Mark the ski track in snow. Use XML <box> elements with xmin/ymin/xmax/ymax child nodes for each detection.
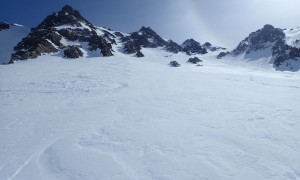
<box><xmin>6</xmin><ymin>154</ymin><xmax>35</xmax><ymax>180</ymax></box>
<box><xmin>0</xmin><ymin>50</ymin><xmax>300</xmax><ymax>180</ymax></box>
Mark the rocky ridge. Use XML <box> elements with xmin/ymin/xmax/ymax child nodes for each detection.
<box><xmin>7</xmin><ymin>5</ymin><xmax>224</xmax><ymax>63</ymax></box>
<box><xmin>10</xmin><ymin>5</ymin><xmax>114</xmax><ymax>63</ymax></box>
<box><xmin>218</xmin><ymin>24</ymin><xmax>300</xmax><ymax>71</ymax></box>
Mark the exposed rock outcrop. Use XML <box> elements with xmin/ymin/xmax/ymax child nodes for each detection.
<box><xmin>187</xmin><ymin>57</ymin><xmax>203</xmax><ymax>64</ymax></box>
<box><xmin>122</xmin><ymin>27</ymin><xmax>184</xmax><ymax>56</ymax></box>
<box><xmin>217</xmin><ymin>51</ymin><xmax>230</xmax><ymax>59</ymax></box>
<box><xmin>232</xmin><ymin>24</ymin><xmax>285</xmax><ymax>56</ymax></box>
<box><xmin>217</xmin><ymin>24</ymin><xmax>300</xmax><ymax>71</ymax></box>
<box><xmin>169</xmin><ymin>61</ymin><xmax>181</xmax><ymax>67</ymax></box>
<box><xmin>11</xmin><ymin>5</ymin><xmax>113</xmax><ymax>62</ymax></box>
<box><xmin>11</xmin><ymin>28</ymin><xmax>62</xmax><ymax>61</ymax></box>
<box><xmin>182</xmin><ymin>39</ymin><xmax>207</xmax><ymax>55</ymax></box>
<box><xmin>136</xmin><ymin>51</ymin><xmax>144</xmax><ymax>57</ymax></box>
<box><xmin>35</xmin><ymin>5</ymin><xmax>95</xmax><ymax>30</ymax></box>
<box><xmin>64</xmin><ymin>45</ymin><xmax>83</xmax><ymax>58</ymax></box>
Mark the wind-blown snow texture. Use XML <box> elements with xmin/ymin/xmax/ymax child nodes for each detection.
<box><xmin>1</xmin><ymin>47</ymin><xmax>300</xmax><ymax>179</ymax></box>
<box><xmin>1</xmin><ymin>5</ymin><xmax>300</xmax><ymax>180</ymax></box>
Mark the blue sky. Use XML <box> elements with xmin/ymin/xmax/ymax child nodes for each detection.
<box><xmin>1</xmin><ymin>0</ymin><xmax>300</xmax><ymax>48</ymax></box>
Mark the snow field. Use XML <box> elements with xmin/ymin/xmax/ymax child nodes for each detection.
<box><xmin>0</xmin><ymin>49</ymin><xmax>300</xmax><ymax>179</ymax></box>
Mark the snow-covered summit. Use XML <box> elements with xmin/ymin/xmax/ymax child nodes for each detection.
<box><xmin>10</xmin><ymin>5</ymin><xmax>114</xmax><ymax>63</ymax></box>
<box><xmin>5</xmin><ymin>5</ymin><xmax>225</xmax><ymax>63</ymax></box>
<box><xmin>2</xmin><ymin>5</ymin><xmax>300</xmax><ymax>71</ymax></box>
<box><xmin>181</xmin><ymin>39</ymin><xmax>225</xmax><ymax>56</ymax></box>
<box><xmin>218</xmin><ymin>24</ymin><xmax>300</xmax><ymax>71</ymax></box>
<box><xmin>121</xmin><ymin>26</ymin><xmax>184</xmax><ymax>57</ymax></box>
<box><xmin>181</xmin><ymin>39</ymin><xmax>208</xmax><ymax>55</ymax></box>
<box><xmin>231</xmin><ymin>24</ymin><xmax>284</xmax><ymax>56</ymax></box>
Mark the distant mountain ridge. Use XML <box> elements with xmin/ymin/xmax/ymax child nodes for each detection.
<box><xmin>0</xmin><ymin>5</ymin><xmax>224</xmax><ymax>64</ymax></box>
<box><xmin>218</xmin><ymin>24</ymin><xmax>300</xmax><ymax>71</ymax></box>
<box><xmin>1</xmin><ymin>5</ymin><xmax>299</xmax><ymax>71</ymax></box>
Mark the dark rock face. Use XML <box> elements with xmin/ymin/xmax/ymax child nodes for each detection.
<box><xmin>88</xmin><ymin>33</ymin><xmax>113</xmax><ymax>56</ymax></box>
<box><xmin>182</xmin><ymin>39</ymin><xmax>207</xmax><ymax>55</ymax></box>
<box><xmin>11</xmin><ymin>28</ymin><xmax>62</xmax><ymax>61</ymax></box>
<box><xmin>203</xmin><ymin>42</ymin><xmax>212</xmax><ymax>47</ymax></box>
<box><xmin>64</xmin><ymin>45</ymin><xmax>83</xmax><ymax>58</ymax></box>
<box><xmin>0</xmin><ymin>22</ymin><xmax>10</xmax><ymax>31</ymax></box>
<box><xmin>136</xmin><ymin>51</ymin><xmax>144</xmax><ymax>57</ymax></box>
<box><xmin>132</xmin><ymin>26</ymin><xmax>166</xmax><ymax>48</ymax></box>
<box><xmin>58</xmin><ymin>28</ymin><xmax>82</xmax><ymax>41</ymax></box>
<box><xmin>232</xmin><ymin>24</ymin><xmax>285</xmax><ymax>56</ymax></box>
<box><xmin>217</xmin><ymin>24</ymin><xmax>300</xmax><ymax>71</ymax></box>
<box><xmin>203</xmin><ymin>42</ymin><xmax>226</xmax><ymax>52</ymax></box>
<box><xmin>289</xmin><ymin>47</ymin><xmax>300</xmax><ymax>58</ymax></box>
<box><xmin>114</xmin><ymin>32</ymin><xmax>125</xmax><ymax>38</ymax></box>
<box><xmin>169</xmin><ymin>61</ymin><xmax>181</xmax><ymax>67</ymax></box>
<box><xmin>11</xmin><ymin>5</ymin><xmax>113</xmax><ymax>62</ymax></box>
<box><xmin>123</xmin><ymin>40</ymin><xmax>141</xmax><ymax>54</ymax></box>
<box><xmin>217</xmin><ymin>51</ymin><xmax>230</xmax><ymax>59</ymax></box>
<box><xmin>101</xmin><ymin>29</ymin><xmax>116</xmax><ymax>45</ymax></box>
<box><xmin>36</xmin><ymin>5</ymin><xmax>95</xmax><ymax>30</ymax></box>
<box><xmin>122</xmin><ymin>27</ymin><xmax>183</xmax><ymax>55</ymax></box>
<box><xmin>187</xmin><ymin>57</ymin><xmax>203</xmax><ymax>64</ymax></box>
<box><xmin>166</xmin><ymin>40</ymin><xmax>183</xmax><ymax>54</ymax></box>
<box><xmin>272</xmin><ymin>39</ymin><xmax>300</xmax><ymax>67</ymax></box>
<box><xmin>57</xmin><ymin>28</ymin><xmax>113</xmax><ymax>56</ymax></box>
<box><xmin>121</xmin><ymin>26</ymin><xmax>166</xmax><ymax>55</ymax></box>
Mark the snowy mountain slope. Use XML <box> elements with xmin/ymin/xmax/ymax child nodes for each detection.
<box><xmin>3</xmin><ymin>5</ymin><xmax>225</xmax><ymax>64</ymax></box>
<box><xmin>218</xmin><ymin>25</ymin><xmax>300</xmax><ymax>71</ymax></box>
<box><xmin>0</xmin><ymin>23</ymin><xmax>29</xmax><ymax>64</ymax></box>
<box><xmin>10</xmin><ymin>5</ymin><xmax>114</xmax><ymax>63</ymax></box>
<box><xmin>284</xmin><ymin>27</ymin><xmax>300</xmax><ymax>48</ymax></box>
<box><xmin>1</xmin><ymin>50</ymin><xmax>300</xmax><ymax>179</ymax></box>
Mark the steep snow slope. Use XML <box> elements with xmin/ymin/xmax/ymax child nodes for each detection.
<box><xmin>285</xmin><ymin>27</ymin><xmax>300</xmax><ymax>48</ymax></box>
<box><xmin>0</xmin><ymin>51</ymin><xmax>300</xmax><ymax>180</ymax></box>
<box><xmin>0</xmin><ymin>24</ymin><xmax>29</xmax><ymax>64</ymax></box>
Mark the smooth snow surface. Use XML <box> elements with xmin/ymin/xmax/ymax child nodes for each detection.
<box><xmin>0</xmin><ymin>25</ymin><xmax>29</xmax><ymax>64</ymax></box>
<box><xmin>1</xmin><ymin>50</ymin><xmax>300</xmax><ymax>180</ymax></box>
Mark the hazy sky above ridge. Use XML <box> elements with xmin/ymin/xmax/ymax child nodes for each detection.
<box><xmin>1</xmin><ymin>0</ymin><xmax>300</xmax><ymax>48</ymax></box>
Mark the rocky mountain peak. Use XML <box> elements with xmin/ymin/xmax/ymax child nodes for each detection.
<box><xmin>134</xmin><ymin>26</ymin><xmax>166</xmax><ymax>47</ymax></box>
<box><xmin>61</xmin><ymin>5</ymin><xmax>75</xmax><ymax>14</ymax></box>
<box><xmin>11</xmin><ymin>5</ymin><xmax>114</xmax><ymax>62</ymax></box>
<box><xmin>36</xmin><ymin>5</ymin><xmax>94</xmax><ymax>30</ymax></box>
<box><xmin>122</xmin><ymin>26</ymin><xmax>167</xmax><ymax>57</ymax></box>
<box><xmin>203</xmin><ymin>42</ymin><xmax>212</xmax><ymax>47</ymax></box>
<box><xmin>262</xmin><ymin>24</ymin><xmax>274</xmax><ymax>31</ymax></box>
<box><xmin>218</xmin><ymin>24</ymin><xmax>300</xmax><ymax>71</ymax></box>
<box><xmin>182</xmin><ymin>39</ymin><xmax>199</xmax><ymax>46</ymax></box>
<box><xmin>139</xmin><ymin>26</ymin><xmax>155</xmax><ymax>34</ymax></box>
<box><xmin>182</xmin><ymin>39</ymin><xmax>207</xmax><ymax>55</ymax></box>
<box><xmin>255</xmin><ymin>24</ymin><xmax>284</xmax><ymax>43</ymax></box>
<box><xmin>232</xmin><ymin>24</ymin><xmax>285</xmax><ymax>56</ymax></box>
